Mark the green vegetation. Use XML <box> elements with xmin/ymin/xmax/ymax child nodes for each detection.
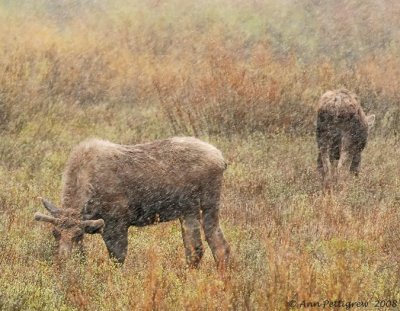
<box><xmin>1</xmin><ymin>0</ymin><xmax>399</xmax><ymax>309</ymax></box>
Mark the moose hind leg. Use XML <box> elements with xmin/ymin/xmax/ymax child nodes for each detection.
<box><xmin>317</xmin><ymin>112</ymin><xmax>335</xmax><ymax>191</ymax></box>
<box><xmin>202</xmin><ymin>207</ymin><xmax>230</xmax><ymax>271</ymax></box>
<box><xmin>102</xmin><ymin>222</ymin><xmax>128</xmax><ymax>264</ymax></box>
<box><xmin>337</xmin><ymin>134</ymin><xmax>354</xmax><ymax>174</ymax></box>
<box><xmin>319</xmin><ymin>147</ymin><xmax>332</xmax><ymax>191</ymax></box>
<box><xmin>317</xmin><ymin>151</ymin><xmax>323</xmax><ymax>176</ymax></box>
<box><xmin>180</xmin><ymin>214</ymin><xmax>204</xmax><ymax>268</ymax></box>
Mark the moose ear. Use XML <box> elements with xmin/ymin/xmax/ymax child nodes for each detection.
<box><xmin>366</xmin><ymin>114</ymin><xmax>375</xmax><ymax>129</ymax></box>
<box><xmin>82</xmin><ymin>219</ymin><xmax>105</xmax><ymax>234</ymax></box>
<box><xmin>39</xmin><ymin>197</ymin><xmax>61</xmax><ymax>216</ymax></box>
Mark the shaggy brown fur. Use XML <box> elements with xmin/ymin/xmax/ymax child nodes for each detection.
<box><xmin>316</xmin><ymin>89</ymin><xmax>375</xmax><ymax>190</ymax></box>
<box><xmin>35</xmin><ymin>137</ymin><xmax>230</xmax><ymax>270</ymax></box>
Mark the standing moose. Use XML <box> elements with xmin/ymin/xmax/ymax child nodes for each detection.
<box><xmin>34</xmin><ymin>137</ymin><xmax>230</xmax><ymax>270</ymax></box>
<box><xmin>316</xmin><ymin>89</ymin><xmax>375</xmax><ymax>190</ymax></box>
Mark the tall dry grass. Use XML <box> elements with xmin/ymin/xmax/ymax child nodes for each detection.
<box><xmin>1</xmin><ymin>0</ymin><xmax>400</xmax><ymax>136</ymax></box>
<box><xmin>1</xmin><ymin>0</ymin><xmax>400</xmax><ymax>310</ymax></box>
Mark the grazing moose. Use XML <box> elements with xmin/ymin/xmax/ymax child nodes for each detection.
<box><xmin>316</xmin><ymin>89</ymin><xmax>375</xmax><ymax>190</ymax></box>
<box><xmin>34</xmin><ymin>137</ymin><xmax>230</xmax><ymax>270</ymax></box>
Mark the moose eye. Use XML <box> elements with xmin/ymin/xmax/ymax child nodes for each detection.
<box><xmin>72</xmin><ymin>229</ymin><xmax>84</xmax><ymax>242</ymax></box>
<box><xmin>52</xmin><ymin>229</ymin><xmax>61</xmax><ymax>240</ymax></box>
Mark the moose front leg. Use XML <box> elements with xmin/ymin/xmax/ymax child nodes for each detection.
<box><xmin>350</xmin><ymin>152</ymin><xmax>362</xmax><ymax>176</ymax></box>
<box><xmin>102</xmin><ymin>222</ymin><xmax>128</xmax><ymax>264</ymax></box>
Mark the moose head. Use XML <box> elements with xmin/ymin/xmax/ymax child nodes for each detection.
<box><xmin>34</xmin><ymin>197</ymin><xmax>105</xmax><ymax>258</ymax></box>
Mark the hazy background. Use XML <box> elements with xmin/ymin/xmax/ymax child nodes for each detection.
<box><xmin>1</xmin><ymin>0</ymin><xmax>400</xmax><ymax>136</ymax></box>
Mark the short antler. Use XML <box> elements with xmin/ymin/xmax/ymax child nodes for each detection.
<box><xmin>34</xmin><ymin>212</ymin><xmax>60</xmax><ymax>225</ymax></box>
<box><xmin>38</xmin><ymin>197</ymin><xmax>61</xmax><ymax>216</ymax></box>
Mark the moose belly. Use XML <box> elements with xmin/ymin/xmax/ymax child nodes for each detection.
<box><xmin>128</xmin><ymin>190</ymin><xmax>198</xmax><ymax>227</ymax></box>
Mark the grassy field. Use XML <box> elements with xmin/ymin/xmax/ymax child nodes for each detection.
<box><xmin>1</xmin><ymin>0</ymin><xmax>400</xmax><ymax>310</ymax></box>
